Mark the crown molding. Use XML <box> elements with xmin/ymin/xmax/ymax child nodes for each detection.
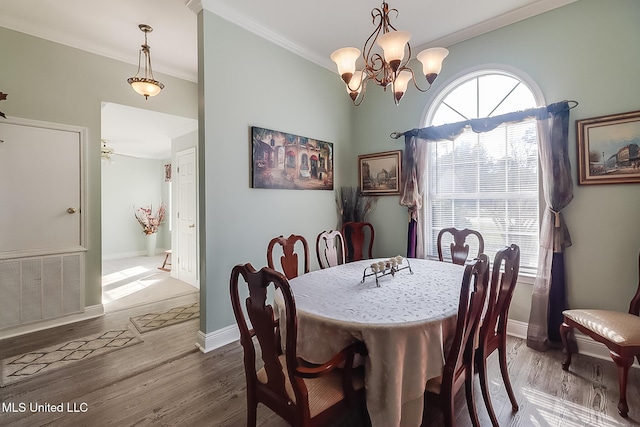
<box><xmin>416</xmin><ymin>0</ymin><xmax>579</xmax><ymax>50</ymax></box>
<box><xmin>201</xmin><ymin>0</ymin><xmax>578</xmax><ymax>74</ymax></box>
<box><xmin>200</xmin><ymin>0</ymin><xmax>333</xmax><ymax>71</ymax></box>
<box><xmin>185</xmin><ymin>0</ymin><xmax>203</xmax><ymax>14</ymax></box>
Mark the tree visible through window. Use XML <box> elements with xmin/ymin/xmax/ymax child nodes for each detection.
<box><xmin>424</xmin><ymin>70</ymin><xmax>541</xmax><ymax>273</ymax></box>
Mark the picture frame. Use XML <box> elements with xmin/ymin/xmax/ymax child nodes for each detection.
<box><xmin>358</xmin><ymin>150</ymin><xmax>402</xmax><ymax>195</ymax></box>
<box><xmin>251</xmin><ymin>126</ymin><xmax>334</xmax><ymax>190</ymax></box>
<box><xmin>577</xmin><ymin>110</ymin><xmax>640</xmax><ymax>185</ymax></box>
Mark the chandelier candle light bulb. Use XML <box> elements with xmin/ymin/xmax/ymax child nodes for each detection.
<box><xmin>330</xmin><ymin>2</ymin><xmax>448</xmax><ymax>106</ymax></box>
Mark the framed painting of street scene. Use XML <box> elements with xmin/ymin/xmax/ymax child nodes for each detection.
<box><xmin>358</xmin><ymin>150</ymin><xmax>402</xmax><ymax>195</ymax></box>
<box><xmin>251</xmin><ymin>126</ymin><xmax>334</xmax><ymax>190</ymax></box>
<box><xmin>577</xmin><ymin>110</ymin><xmax>640</xmax><ymax>185</ymax></box>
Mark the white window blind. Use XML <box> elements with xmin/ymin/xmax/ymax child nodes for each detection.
<box><xmin>427</xmin><ymin>120</ymin><xmax>539</xmax><ymax>273</ymax></box>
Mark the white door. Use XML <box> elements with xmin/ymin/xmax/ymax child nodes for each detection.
<box><xmin>0</xmin><ymin>120</ymin><xmax>83</xmax><ymax>254</ymax></box>
<box><xmin>176</xmin><ymin>148</ymin><xmax>197</xmax><ymax>287</ymax></box>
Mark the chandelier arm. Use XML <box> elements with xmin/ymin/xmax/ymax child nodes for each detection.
<box><xmin>133</xmin><ymin>47</ymin><xmax>144</xmax><ymax>79</ymax></box>
<box><xmin>364</xmin><ymin>13</ymin><xmax>384</xmax><ymax>67</ymax></box>
<box><xmin>352</xmin><ymin>81</ymin><xmax>367</xmax><ymax>106</ymax></box>
<box><xmin>384</xmin><ymin>6</ymin><xmax>399</xmax><ymax>33</ymax></box>
<box><xmin>398</xmin><ymin>65</ymin><xmax>433</xmax><ymax>93</ymax></box>
<box><xmin>144</xmin><ymin>45</ymin><xmax>156</xmax><ymax>80</ymax></box>
<box><xmin>367</xmin><ymin>53</ymin><xmax>389</xmax><ymax>86</ymax></box>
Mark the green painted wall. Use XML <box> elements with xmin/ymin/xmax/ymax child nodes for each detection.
<box><xmin>352</xmin><ymin>0</ymin><xmax>640</xmax><ymax>322</ymax></box>
<box><xmin>2</xmin><ymin>0</ymin><xmax>638</xmax><ymax>337</ymax></box>
<box><xmin>198</xmin><ymin>12</ymin><xmax>354</xmax><ymax>332</ymax></box>
<box><xmin>0</xmin><ymin>27</ymin><xmax>198</xmax><ymax>307</ymax></box>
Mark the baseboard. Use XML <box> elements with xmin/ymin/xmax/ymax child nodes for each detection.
<box><xmin>195</xmin><ymin>324</ymin><xmax>239</xmax><ymax>353</ymax></box>
<box><xmin>102</xmin><ymin>249</ymin><xmax>169</xmax><ymax>261</ymax></box>
<box><xmin>507</xmin><ymin>319</ymin><xmax>639</xmax><ymax>368</ymax></box>
<box><xmin>0</xmin><ymin>304</ymin><xmax>105</xmax><ymax>340</ymax></box>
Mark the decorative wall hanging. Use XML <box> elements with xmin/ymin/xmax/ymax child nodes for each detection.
<box><xmin>251</xmin><ymin>126</ymin><xmax>334</xmax><ymax>190</ymax></box>
<box><xmin>358</xmin><ymin>150</ymin><xmax>402</xmax><ymax>195</ymax></box>
<box><xmin>577</xmin><ymin>110</ymin><xmax>640</xmax><ymax>185</ymax></box>
<box><xmin>164</xmin><ymin>163</ymin><xmax>172</xmax><ymax>182</ymax></box>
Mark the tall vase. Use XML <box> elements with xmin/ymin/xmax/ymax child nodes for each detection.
<box><xmin>146</xmin><ymin>233</ymin><xmax>157</xmax><ymax>257</ymax></box>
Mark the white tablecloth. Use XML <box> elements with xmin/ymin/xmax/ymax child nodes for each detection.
<box><xmin>280</xmin><ymin>258</ymin><xmax>465</xmax><ymax>427</ymax></box>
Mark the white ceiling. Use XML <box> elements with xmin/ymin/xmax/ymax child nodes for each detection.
<box><xmin>0</xmin><ymin>0</ymin><xmax>576</xmax><ymax>158</ymax></box>
<box><xmin>101</xmin><ymin>102</ymin><xmax>197</xmax><ymax>160</ymax></box>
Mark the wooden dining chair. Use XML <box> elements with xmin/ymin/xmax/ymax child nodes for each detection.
<box><xmin>477</xmin><ymin>244</ymin><xmax>520</xmax><ymax>426</ymax></box>
<box><xmin>316</xmin><ymin>230</ymin><xmax>345</xmax><ymax>269</ymax></box>
<box><xmin>437</xmin><ymin>227</ymin><xmax>485</xmax><ymax>266</ymax></box>
<box><xmin>424</xmin><ymin>254</ymin><xmax>490</xmax><ymax>427</ymax></box>
<box><xmin>230</xmin><ymin>263</ymin><xmax>367</xmax><ymax>427</ymax></box>
<box><xmin>560</xmin><ymin>250</ymin><xmax>640</xmax><ymax>418</ymax></box>
<box><xmin>341</xmin><ymin>222</ymin><xmax>374</xmax><ymax>262</ymax></box>
<box><xmin>267</xmin><ymin>234</ymin><xmax>310</xmax><ymax>279</ymax></box>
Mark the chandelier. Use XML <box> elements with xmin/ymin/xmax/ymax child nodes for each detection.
<box><xmin>127</xmin><ymin>24</ymin><xmax>164</xmax><ymax>100</ymax></box>
<box><xmin>330</xmin><ymin>2</ymin><xmax>448</xmax><ymax>106</ymax></box>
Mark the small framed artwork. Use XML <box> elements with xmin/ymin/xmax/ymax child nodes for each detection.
<box><xmin>358</xmin><ymin>150</ymin><xmax>402</xmax><ymax>195</ymax></box>
<box><xmin>251</xmin><ymin>126</ymin><xmax>334</xmax><ymax>190</ymax></box>
<box><xmin>577</xmin><ymin>110</ymin><xmax>640</xmax><ymax>185</ymax></box>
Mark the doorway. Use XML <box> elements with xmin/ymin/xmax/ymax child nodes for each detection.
<box><xmin>100</xmin><ymin>102</ymin><xmax>198</xmax><ymax>312</ymax></box>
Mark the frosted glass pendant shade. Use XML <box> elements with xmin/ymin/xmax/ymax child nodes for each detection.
<box><xmin>330</xmin><ymin>47</ymin><xmax>361</xmax><ymax>83</ymax></box>
<box><xmin>377</xmin><ymin>31</ymin><xmax>411</xmax><ymax>69</ymax></box>
<box><xmin>129</xmin><ymin>78</ymin><xmax>164</xmax><ymax>99</ymax></box>
<box><xmin>393</xmin><ymin>70</ymin><xmax>412</xmax><ymax>103</ymax></box>
<box><xmin>417</xmin><ymin>47</ymin><xmax>449</xmax><ymax>82</ymax></box>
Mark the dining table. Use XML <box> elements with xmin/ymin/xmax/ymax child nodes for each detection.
<box><xmin>276</xmin><ymin>257</ymin><xmax>466</xmax><ymax>427</ymax></box>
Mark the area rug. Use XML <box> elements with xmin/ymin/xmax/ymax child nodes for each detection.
<box><xmin>130</xmin><ymin>302</ymin><xmax>199</xmax><ymax>333</ymax></box>
<box><xmin>1</xmin><ymin>327</ymin><xmax>142</xmax><ymax>387</ymax></box>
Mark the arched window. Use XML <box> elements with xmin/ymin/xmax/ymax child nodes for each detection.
<box><xmin>424</xmin><ymin>69</ymin><xmax>542</xmax><ymax>274</ymax></box>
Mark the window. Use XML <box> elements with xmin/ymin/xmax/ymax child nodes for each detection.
<box><xmin>424</xmin><ymin>70</ymin><xmax>541</xmax><ymax>274</ymax></box>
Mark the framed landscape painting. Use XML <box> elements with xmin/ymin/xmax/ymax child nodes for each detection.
<box><xmin>358</xmin><ymin>150</ymin><xmax>402</xmax><ymax>196</ymax></box>
<box><xmin>251</xmin><ymin>126</ymin><xmax>334</xmax><ymax>190</ymax></box>
<box><xmin>577</xmin><ymin>110</ymin><xmax>640</xmax><ymax>185</ymax></box>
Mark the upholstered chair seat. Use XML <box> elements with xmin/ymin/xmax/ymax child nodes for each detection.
<box><xmin>257</xmin><ymin>354</ymin><xmax>364</xmax><ymax>418</ymax></box>
<box><xmin>562</xmin><ymin>310</ymin><xmax>640</xmax><ymax>346</ymax></box>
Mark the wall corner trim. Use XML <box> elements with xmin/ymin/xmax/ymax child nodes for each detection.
<box><xmin>195</xmin><ymin>324</ymin><xmax>239</xmax><ymax>353</ymax></box>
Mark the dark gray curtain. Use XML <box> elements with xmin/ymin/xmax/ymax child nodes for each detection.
<box><xmin>397</xmin><ymin>102</ymin><xmax>573</xmax><ymax>349</ymax></box>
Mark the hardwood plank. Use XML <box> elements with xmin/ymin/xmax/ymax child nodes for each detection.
<box><xmin>2</xmin><ymin>297</ymin><xmax>640</xmax><ymax>427</ymax></box>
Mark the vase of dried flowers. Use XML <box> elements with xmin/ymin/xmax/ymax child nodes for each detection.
<box><xmin>134</xmin><ymin>203</ymin><xmax>166</xmax><ymax>256</ymax></box>
<box><xmin>335</xmin><ymin>186</ymin><xmax>377</xmax><ymax>228</ymax></box>
<box><xmin>145</xmin><ymin>233</ymin><xmax>158</xmax><ymax>257</ymax></box>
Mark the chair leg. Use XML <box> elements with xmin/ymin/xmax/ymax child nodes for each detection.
<box><xmin>610</xmin><ymin>351</ymin><xmax>634</xmax><ymax>418</ymax></box>
<box><xmin>246</xmin><ymin>391</ymin><xmax>257</xmax><ymax>427</ymax></box>
<box><xmin>498</xmin><ymin>340</ymin><xmax>518</xmax><ymax>412</ymax></box>
<box><xmin>559</xmin><ymin>321</ymin><xmax>573</xmax><ymax>370</ymax></box>
<box><xmin>478</xmin><ymin>350</ymin><xmax>499</xmax><ymax>427</ymax></box>
<box><xmin>441</xmin><ymin>384</ymin><xmax>456</xmax><ymax>427</ymax></box>
<box><xmin>465</xmin><ymin>369</ymin><xmax>481</xmax><ymax>427</ymax></box>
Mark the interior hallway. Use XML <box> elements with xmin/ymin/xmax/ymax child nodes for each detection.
<box><xmin>102</xmin><ymin>254</ymin><xmax>197</xmax><ymax>312</ymax></box>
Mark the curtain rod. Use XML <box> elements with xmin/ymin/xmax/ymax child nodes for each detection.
<box><xmin>390</xmin><ymin>100</ymin><xmax>579</xmax><ymax>140</ymax></box>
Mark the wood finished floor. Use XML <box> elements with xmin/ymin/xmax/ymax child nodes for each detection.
<box><xmin>1</xmin><ymin>295</ymin><xmax>640</xmax><ymax>427</ymax></box>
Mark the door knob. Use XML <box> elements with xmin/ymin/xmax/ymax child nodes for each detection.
<box><xmin>67</xmin><ymin>207</ymin><xmax>77</xmax><ymax>214</ymax></box>
<box><xmin>189</xmin><ymin>223</ymin><xmax>195</xmax><ymax>228</ymax></box>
